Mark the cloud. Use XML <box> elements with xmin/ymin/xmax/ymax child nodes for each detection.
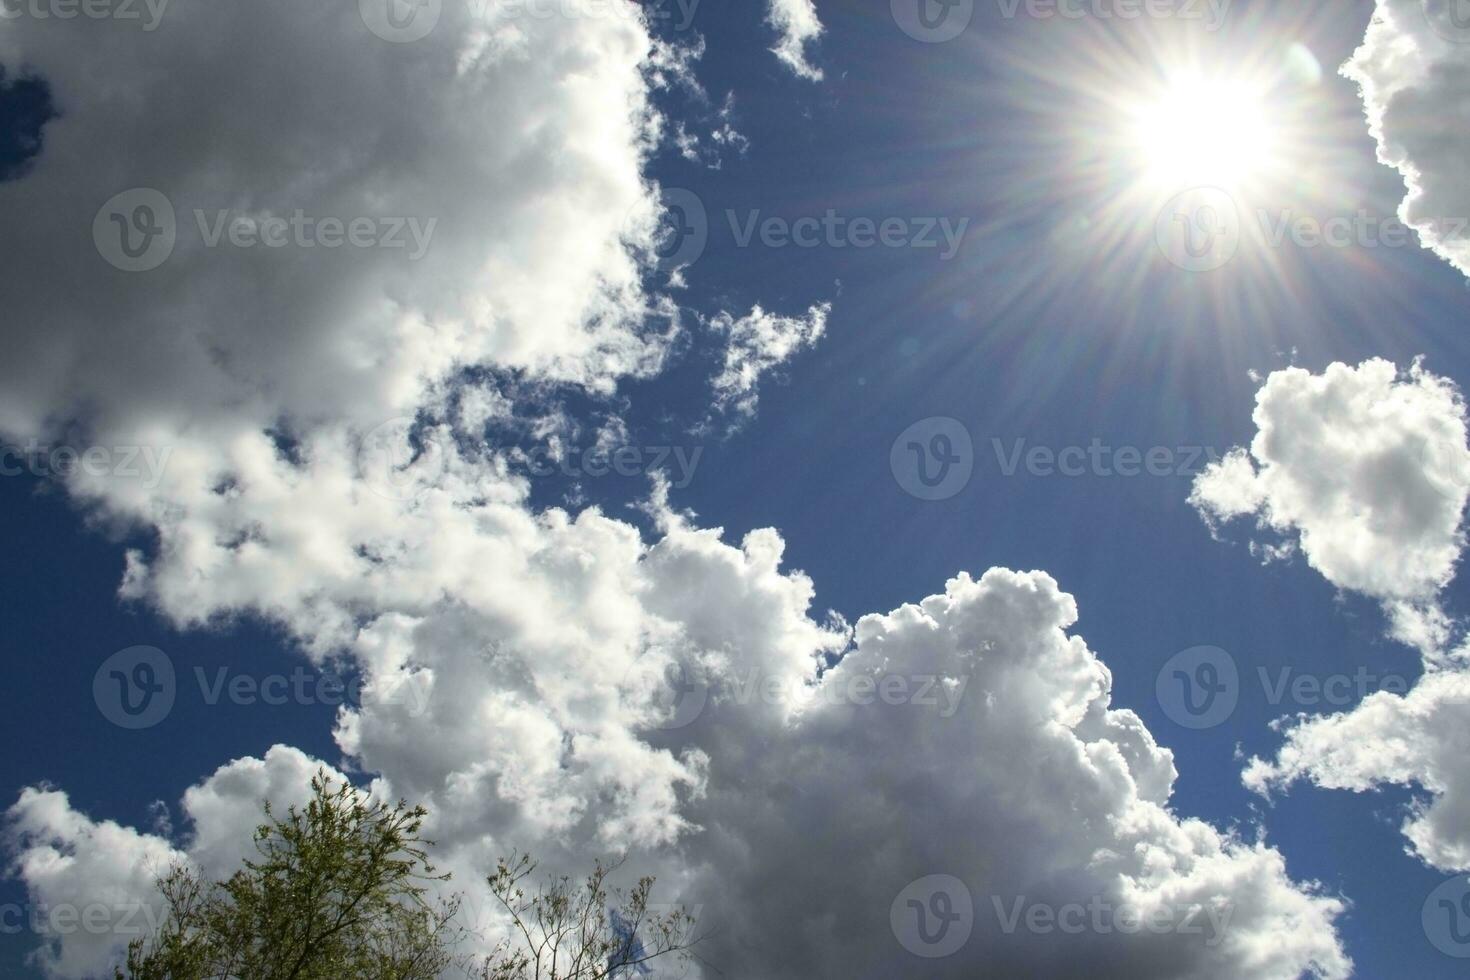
<box><xmin>11</xmin><ymin>564</ymin><xmax>1351</xmax><ymax>979</ymax></box>
<box><xmin>706</xmin><ymin>304</ymin><xmax>830</xmax><ymax>424</ymax></box>
<box><xmin>670</xmin><ymin>567</ymin><xmax>1349</xmax><ymax>979</ymax></box>
<box><xmin>0</xmin><ymin>0</ymin><xmax>682</xmax><ymax>449</ymax></box>
<box><xmin>766</xmin><ymin>0</ymin><xmax>824</xmax><ymax>80</ymax></box>
<box><xmin>1245</xmin><ymin>668</ymin><xmax>1470</xmax><ymax>873</ymax></box>
<box><xmin>1344</xmin><ymin>0</ymin><xmax>1470</xmax><ymax>276</ymax></box>
<box><xmin>1195</xmin><ymin>360</ymin><xmax>1470</xmax><ymax>874</ymax></box>
<box><xmin>0</xmin><ymin>3</ymin><xmax>1350</xmax><ymax>977</ymax></box>
<box><xmin>6</xmin><ymin>747</ymin><xmax>353</xmax><ymax>976</ymax></box>
<box><xmin>7</xmin><ymin>786</ymin><xmax>185</xmax><ymax>977</ymax></box>
<box><xmin>1190</xmin><ymin>359</ymin><xmax>1470</xmax><ymax>645</ymax></box>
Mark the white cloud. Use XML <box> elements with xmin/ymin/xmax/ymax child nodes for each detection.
<box><xmin>1245</xmin><ymin>668</ymin><xmax>1470</xmax><ymax>873</ymax></box>
<box><xmin>1195</xmin><ymin>360</ymin><xmax>1470</xmax><ymax>875</ymax></box>
<box><xmin>0</xmin><ymin>4</ymin><xmax>1353</xmax><ymax>977</ymax></box>
<box><xmin>10</xmin><ymin>563</ymin><xmax>1352</xmax><ymax>978</ymax></box>
<box><xmin>6</xmin><ymin>747</ymin><xmax>366</xmax><ymax>976</ymax></box>
<box><xmin>669</xmin><ymin>567</ymin><xmax>1349</xmax><ymax>979</ymax></box>
<box><xmin>706</xmin><ymin>304</ymin><xmax>830</xmax><ymax>424</ymax></box>
<box><xmin>0</xmin><ymin>0</ymin><xmax>681</xmax><ymax>448</ymax></box>
<box><xmin>1190</xmin><ymin>359</ymin><xmax>1470</xmax><ymax>632</ymax></box>
<box><xmin>766</xmin><ymin>0</ymin><xmax>824</xmax><ymax>81</ymax></box>
<box><xmin>1344</xmin><ymin>0</ymin><xmax>1470</xmax><ymax>276</ymax></box>
<box><xmin>7</xmin><ymin>786</ymin><xmax>185</xmax><ymax>978</ymax></box>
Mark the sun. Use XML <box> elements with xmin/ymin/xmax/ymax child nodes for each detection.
<box><xmin>1128</xmin><ymin>75</ymin><xmax>1282</xmax><ymax>189</ymax></box>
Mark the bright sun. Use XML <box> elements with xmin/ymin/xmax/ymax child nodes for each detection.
<box><xmin>1130</xmin><ymin>76</ymin><xmax>1281</xmax><ymax>188</ymax></box>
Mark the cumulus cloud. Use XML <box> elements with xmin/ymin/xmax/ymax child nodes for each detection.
<box><xmin>1195</xmin><ymin>360</ymin><xmax>1470</xmax><ymax>874</ymax></box>
<box><xmin>706</xmin><ymin>304</ymin><xmax>830</xmax><ymax>424</ymax></box>
<box><xmin>7</xmin><ymin>787</ymin><xmax>185</xmax><ymax>978</ymax></box>
<box><xmin>1245</xmin><ymin>669</ymin><xmax>1470</xmax><ymax>873</ymax></box>
<box><xmin>766</xmin><ymin>0</ymin><xmax>824</xmax><ymax>80</ymax></box>
<box><xmin>670</xmin><ymin>568</ymin><xmax>1349</xmax><ymax>979</ymax></box>
<box><xmin>0</xmin><ymin>3</ymin><xmax>1352</xmax><ymax>978</ymax></box>
<box><xmin>1344</xmin><ymin>0</ymin><xmax>1470</xmax><ymax>276</ymax></box>
<box><xmin>11</xmin><ymin>569</ymin><xmax>1351</xmax><ymax>979</ymax></box>
<box><xmin>6</xmin><ymin>747</ymin><xmax>357</xmax><ymax>976</ymax></box>
<box><xmin>0</xmin><ymin>0</ymin><xmax>685</xmax><ymax>451</ymax></box>
<box><xmin>1190</xmin><ymin>359</ymin><xmax>1470</xmax><ymax>645</ymax></box>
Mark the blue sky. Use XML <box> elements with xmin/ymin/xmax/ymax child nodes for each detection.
<box><xmin>4</xmin><ymin>1</ymin><xmax>1470</xmax><ymax>977</ymax></box>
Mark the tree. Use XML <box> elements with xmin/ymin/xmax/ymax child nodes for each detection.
<box><xmin>118</xmin><ymin>770</ymin><xmax>459</xmax><ymax>980</ymax></box>
<box><xmin>117</xmin><ymin>774</ymin><xmax>704</xmax><ymax>980</ymax></box>
<box><xmin>479</xmin><ymin>854</ymin><xmax>702</xmax><ymax>980</ymax></box>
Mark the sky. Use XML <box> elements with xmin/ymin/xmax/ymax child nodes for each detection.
<box><xmin>2</xmin><ymin>0</ymin><xmax>1470</xmax><ymax>977</ymax></box>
